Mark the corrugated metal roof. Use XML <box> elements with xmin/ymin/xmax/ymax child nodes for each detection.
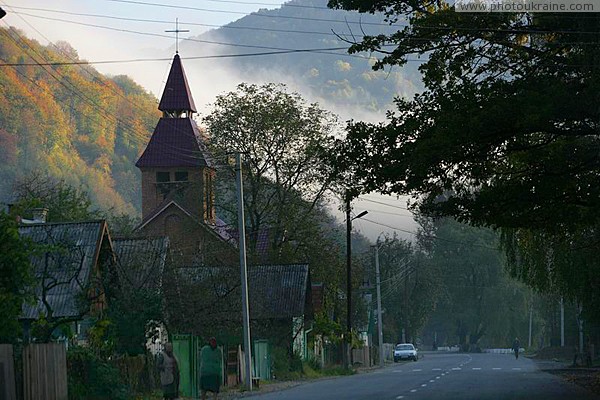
<box><xmin>18</xmin><ymin>221</ymin><xmax>106</xmax><ymax>320</ymax></box>
<box><xmin>158</xmin><ymin>54</ymin><xmax>197</xmax><ymax>113</ymax></box>
<box><xmin>135</xmin><ymin>118</ymin><xmax>213</xmax><ymax>168</ymax></box>
<box><xmin>112</xmin><ymin>237</ymin><xmax>169</xmax><ymax>290</ymax></box>
<box><xmin>176</xmin><ymin>264</ymin><xmax>310</xmax><ymax>320</ymax></box>
<box><xmin>249</xmin><ymin>264</ymin><xmax>309</xmax><ymax>319</ymax></box>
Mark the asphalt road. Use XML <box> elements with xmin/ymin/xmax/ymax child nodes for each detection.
<box><xmin>245</xmin><ymin>352</ymin><xmax>599</xmax><ymax>400</ymax></box>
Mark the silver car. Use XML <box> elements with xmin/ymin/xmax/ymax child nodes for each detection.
<box><xmin>394</xmin><ymin>343</ymin><xmax>418</xmax><ymax>362</ymax></box>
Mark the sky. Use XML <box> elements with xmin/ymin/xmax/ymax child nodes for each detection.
<box><xmin>0</xmin><ymin>0</ymin><xmax>419</xmax><ymax>242</ymax></box>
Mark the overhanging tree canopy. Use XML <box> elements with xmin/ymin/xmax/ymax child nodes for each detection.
<box><xmin>325</xmin><ymin>3</ymin><xmax>600</xmax><ymax>316</ymax></box>
<box><xmin>326</xmin><ymin>4</ymin><xmax>600</xmax><ymax>231</ymax></box>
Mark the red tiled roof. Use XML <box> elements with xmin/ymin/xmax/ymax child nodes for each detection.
<box><xmin>135</xmin><ymin>118</ymin><xmax>213</xmax><ymax>168</ymax></box>
<box><xmin>158</xmin><ymin>54</ymin><xmax>197</xmax><ymax>113</ymax></box>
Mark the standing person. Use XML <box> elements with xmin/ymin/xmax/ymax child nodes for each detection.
<box><xmin>513</xmin><ymin>337</ymin><xmax>521</xmax><ymax>360</ymax></box>
<box><xmin>157</xmin><ymin>342</ymin><xmax>180</xmax><ymax>399</ymax></box>
<box><xmin>200</xmin><ymin>337</ymin><xmax>223</xmax><ymax>400</ymax></box>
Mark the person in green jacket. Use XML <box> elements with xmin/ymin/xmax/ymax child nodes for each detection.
<box><xmin>200</xmin><ymin>337</ymin><xmax>223</xmax><ymax>400</ymax></box>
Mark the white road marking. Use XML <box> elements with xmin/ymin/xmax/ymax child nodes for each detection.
<box><xmin>429</xmin><ymin>380</ymin><xmax>435</xmax><ymax>383</ymax></box>
<box><xmin>493</xmin><ymin>368</ymin><xmax>502</xmax><ymax>370</ymax></box>
<box><xmin>412</xmin><ymin>369</ymin><xmax>422</xmax><ymax>371</ymax></box>
<box><xmin>436</xmin><ymin>376</ymin><xmax>441</xmax><ymax>379</ymax></box>
<box><xmin>394</xmin><ymin>370</ymin><xmax>403</xmax><ymax>373</ymax></box>
<box><xmin>432</xmin><ymin>368</ymin><xmax>442</xmax><ymax>371</ymax></box>
<box><xmin>410</xmin><ymin>389</ymin><xmax>417</xmax><ymax>393</ymax></box>
<box><xmin>472</xmin><ymin>368</ymin><xmax>482</xmax><ymax>370</ymax></box>
<box><xmin>452</xmin><ymin>367</ymin><xmax>461</xmax><ymax>370</ymax></box>
<box><xmin>512</xmin><ymin>368</ymin><xmax>522</xmax><ymax>370</ymax></box>
<box><xmin>396</xmin><ymin>396</ymin><xmax>404</xmax><ymax>399</ymax></box>
<box><xmin>421</xmin><ymin>384</ymin><xmax>427</xmax><ymax>387</ymax></box>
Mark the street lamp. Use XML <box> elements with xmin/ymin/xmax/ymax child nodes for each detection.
<box><xmin>346</xmin><ymin>193</ymin><xmax>367</xmax><ymax>367</ymax></box>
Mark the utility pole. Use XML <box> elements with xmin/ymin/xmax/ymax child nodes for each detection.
<box><xmin>528</xmin><ymin>304</ymin><xmax>533</xmax><ymax>348</ymax></box>
<box><xmin>560</xmin><ymin>297</ymin><xmax>565</xmax><ymax>347</ymax></box>
<box><xmin>345</xmin><ymin>191</ymin><xmax>367</xmax><ymax>369</ymax></box>
<box><xmin>346</xmin><ymin>193</ymin><xmax>352</xmax><ymax>368</ymax></box>
<box><xmin>577</xmin><ymin>303</ymin><xmax>584</xmax><ymax>355</ymax></box>
<box><xmin>375</xmin><ymin>245</ymin><xmax>384</xmax><ymax>368</ymax></box>
<box><xmin>235</xmin><ymin>153</ymin><xmax>252</xmax><ymax>391</ymax></box>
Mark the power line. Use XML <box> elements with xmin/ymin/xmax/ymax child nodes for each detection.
<box><xmin>368</xmin><ymin>209</ymin><xmax>414</xmax><ymax>217</ymax></box>
<box><xmin>101</xmin><ymin>0</ymin><xmax>396</xmax><ymax>26</ymax></box>
<box><xmin>360</xmin><ymin>216</ymin><xmax>501</xmax><ymax>251</ymax></box>
<box><xmin>107</xmin><ymin>0</ymin><xmax>332</xmax><ymax>11</ymax></box>
<box><xmin>7</xmin><ymin>11</ymin><xmax>356</xmax><ymax>54</ymax></box>
<box><xmin>358</xmin><ymin>195</ymin><xmax>410</xmax><ymax>210</ymax></box>
<box><xmin>5</xmin><ymin>5</ymin><xmax>340</xmax><ymax>37</ymax></box>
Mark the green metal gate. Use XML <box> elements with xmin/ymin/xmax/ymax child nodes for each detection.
<box><xmin>252</xmin><ymin>339</ymin><xmax>271</xmax><ymax>381</ymax></box>
<box><xmin>172</xmin><ymin>334</ymin><xmax>199</xmax><ymax>398</ymax></box>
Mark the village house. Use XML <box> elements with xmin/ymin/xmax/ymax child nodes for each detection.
<box><xmin>18</xmin><ymin>218</ymin><xmax>113</xmax><ymax>342</ymax></box>
<box><xmin>17</xmin><ymin>210</ymin><xmax>170</xmax><ymax>344</ymax></box>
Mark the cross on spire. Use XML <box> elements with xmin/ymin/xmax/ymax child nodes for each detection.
<box><xmin>165</xmin><ymin>18</ymin><xmax>189</xmax><ymax>54</ymax></box>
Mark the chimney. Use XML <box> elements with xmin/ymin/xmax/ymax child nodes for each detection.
<box><xmin>31</xmin><ymin>208</ymin><xmax>48</xmax><ymax>224</ymax></box>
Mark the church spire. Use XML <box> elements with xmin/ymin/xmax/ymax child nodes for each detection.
<box><xmin>158</xmin><ymin>54</ymin><xmax>197</xmax><ymax>116</ymax></box>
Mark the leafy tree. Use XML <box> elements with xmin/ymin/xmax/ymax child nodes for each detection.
<box><xmin>375</xmin><ymin>234</ymin><xmax>438</xmax><ymax>344</ymax></box>
<box><xmin>0</xmin><ymin>212</ymin><xmax>33</xmax><ymax>343</ymax></box>
<box><xmin>420</xmin><ymin>219</ymin><xmax>530</xmax><ymax>349</ymax></box>
<box><xmin>326</xmin><ymin>3</ymin><xmax>600</xmax><ymax>319</ymax></box>
<box><xmin>204</xmin><ymin>83</ymin><xmax>340</xmax><ymax>258</ymax></box>
<box><xmin>11</xmin><ymin>173</ymin><xmax>100</xmax><ymax>222</ymax></box>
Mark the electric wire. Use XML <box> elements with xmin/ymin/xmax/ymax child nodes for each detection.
<box><xmin>5</xmin><ymin>6</ymin><xmax>342</xmax><ymax>37</ymax></box>
<box><xmin>102</xmin><ymin>0</ymin><xmax>397</xmax><ymax>26</ymax></box>
<box><xmin>108</xmin><ymin>0</ymin><xmax>332</xmax><ymax>10</ymax></box>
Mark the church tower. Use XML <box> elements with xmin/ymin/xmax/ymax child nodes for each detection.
<box><xmin>136</xmin><ymin>54</ymin><xmax>216</xmax><ymax>229</ymax></box>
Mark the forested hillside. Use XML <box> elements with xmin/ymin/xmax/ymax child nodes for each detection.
<box><xmin>0</xmin><ymin>27</ymin><xmax>159</xmax><ymax>214</ymax></box>
<box><xmin>183</xmin><ymin>0</ymin><xmax>422</xmax><ymax>115</ymax></box>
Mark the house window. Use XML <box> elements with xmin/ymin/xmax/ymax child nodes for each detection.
<box><xmin>156</xmin><ymin>172</ymin><xmax>171</xmax><ymax>198</ymax></box>
<box><xmin>156</xmin><ymin>172</ymin><xmax>170</xmax><ymax>183</ymax></box>
<box><xmin>175</xmin><ymin>171</ymin><xmax>188</xmax><ymax>182</ymax></box>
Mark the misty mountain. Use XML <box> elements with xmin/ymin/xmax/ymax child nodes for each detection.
<box><xmin>181</xmin><ymin>0</ymin><xmax>422</xmax><ymax>118</ymax></box>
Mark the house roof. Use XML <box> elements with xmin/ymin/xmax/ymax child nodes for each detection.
<box><xmin>158</xmin><ymin>54</ymin><xmax>197</xmax><ymax>113</ymax></box>
<box><xmin>18</xmin><ymin>220</ymin><xmax>109</xmax><ymax>320</ymax></box>
<box><xmin>249</xmin><ymin>264</ymin><xmax>310</xmax><ymax>319</ymax></box>
<box><xmin>136</xmin><ymin>199</ymin><xmax>235</xmax><ymax>245</ymax></box>
<box><xmin>177</xmin><ymin>264</ymin><xmax>310</xmax><ymax>320</ymax></box>
<box><xmin>112</xmin><ymin>236</ymin><xmax>169</xmax><ymax>290</ymax></box>
<box><xmin>135</xmin><ymin>117</ymin><xmax>213</xmax><ymax>168</ymax></box>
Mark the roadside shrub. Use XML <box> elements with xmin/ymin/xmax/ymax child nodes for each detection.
<box><xmin>272</xmin><ymin>347</ymin><xmax>303</xmax><ymax>380</ymax></box>
<box><xmin>67</xmin><ymin>346</ymin><xmax>130</xmax><ymax>400</ymax></box>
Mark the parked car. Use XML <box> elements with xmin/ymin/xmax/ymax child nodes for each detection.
<box><xmin>394</xmin><ymin>343</ymin><xmax>418</xmax><ymax>362</ymax></box>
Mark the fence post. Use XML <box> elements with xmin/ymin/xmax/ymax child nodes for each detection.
<box><xmin>0</xmin><ymin>344</ymin><xmax>17</xmax><ymax>400</ymax></box>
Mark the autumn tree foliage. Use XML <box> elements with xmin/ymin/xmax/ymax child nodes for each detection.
<box><xmin>0</xmin><ymin>27</ymin><xmax>159</xmax><ymax>215</ymax></box>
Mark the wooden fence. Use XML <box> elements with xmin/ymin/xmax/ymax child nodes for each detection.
<box><xmin>0</xmin><ymin>344</ymin><xmax>17</xmax><ymax>400</ymax></box>
<box><xmin>23</xmin><ymin>343</ymin><xmax>67</xmax><ymax>400</ymax></box>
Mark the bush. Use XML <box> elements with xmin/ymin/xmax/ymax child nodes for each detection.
<box><xmin>67</xmin><ymin>346</ymin><xmax>130</xmax><ymax>400</ymax></box>
<box><xmin>271</xmin><ymin>347</ymin><xmax>304</xmax><ymax>380</ymax></box>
